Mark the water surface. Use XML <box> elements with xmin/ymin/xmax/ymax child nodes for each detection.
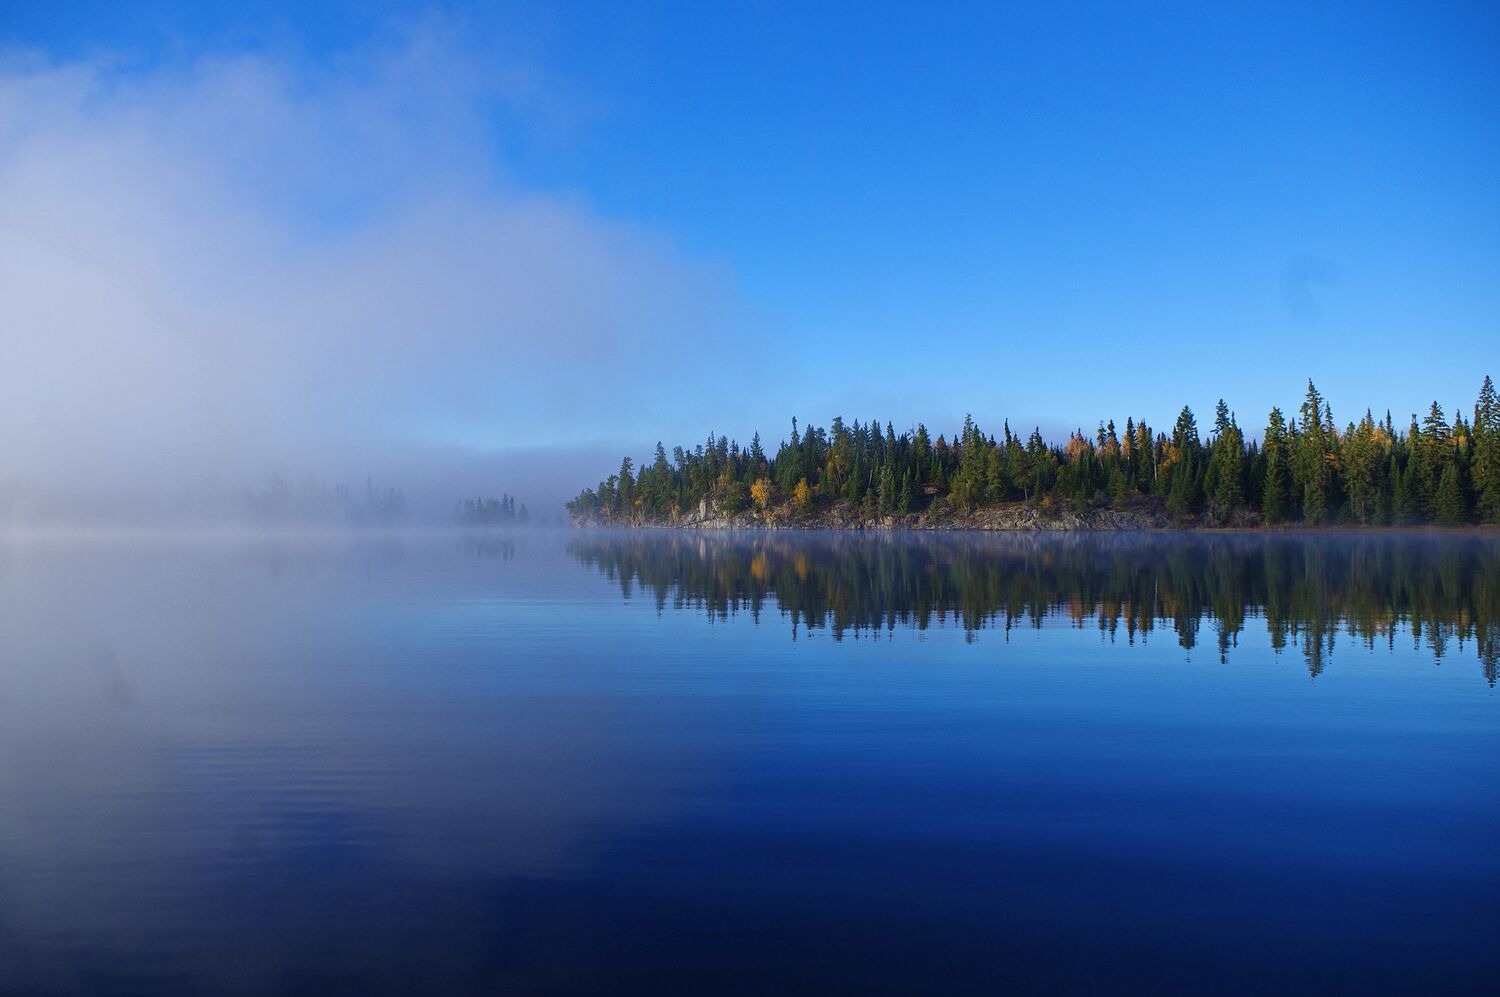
<box><xmin>1</xmin><ymin>530</ymin><xmax>1496</xmax><ymax>994</ymax></box>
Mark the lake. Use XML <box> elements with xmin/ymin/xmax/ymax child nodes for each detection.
<box><xmin>1</xmin><ymin>529</ymin><xmax>1497</xmax><ymax>994</ymax></box>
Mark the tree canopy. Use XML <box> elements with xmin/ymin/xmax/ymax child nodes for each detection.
<box><xmin>569</xmin><ymin>377</ymin><xmax>1500</xmax><ymax>528</ymax></box>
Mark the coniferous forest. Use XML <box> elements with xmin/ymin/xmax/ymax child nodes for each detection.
<box><xmin>570</xmin><ymin>377</ymin><xmax>1500</xmax><ymax>528</ymax></box>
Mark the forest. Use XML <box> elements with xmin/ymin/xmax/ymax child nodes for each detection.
<box><xmin>569</xmin><ymin>377</ymin><xmax>1500</xmax><ymax>528</ymax></box>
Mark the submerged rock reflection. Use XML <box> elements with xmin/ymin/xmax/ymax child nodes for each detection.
<box><xmin>571</xmin><ymin>531</ymin><xmax>1500</xmax><ymax>682</ymax></box>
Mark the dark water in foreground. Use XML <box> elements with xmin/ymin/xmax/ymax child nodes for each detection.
<box><xmin>1</xmin><ymin>530</ymin><xmax>1497</xmax><ymax>995</ymax></box>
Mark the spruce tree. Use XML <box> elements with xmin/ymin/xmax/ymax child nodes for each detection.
<box><xmin>1418</xmin><ymin>402</ymin><xmax>1451</xmax><ymax>512</ymax></box>
<box><xmin>1262</xmin><ymin>448</ymin><xmax>1287</xmax><ymax>524</ymax></box>
<box><xmin>1301</xmin><ymin>479</ymin><xmax>1326</xmax><ymax>525</ymax></box>
<box><xmin>1206</xmin><ymin>402</ymin><xmax>1244</xmax><ymax>516</ymax></box>
<box><xmin>616</xmin><ymin>457</ymin><xmax>635</xmax><ymax>517</ymax></box>
<box><xmin>897</xmin><ymin>470</ymin><xmax>914</xmax><ymax>514</ymax></box>
<box><xmin>1473</xmin><ymin>375</ymin><xmax>1500</xmax><ymax>523</ymax></box>
<box><xmin>1343</xmin><ymin>412</ymin><xmax>1378</xmax><ymax>524</ymax></box>
<box><xmin>1435</xmin><ymin>462</ymin><xmax>1466</xmax><ymax>525</ymax></box>
<box><xmin>1260</xmin><ymin>408</ymin><xmax>1289</xmax><ymax>524</ymax></box>
<box><xmin>1295</xmin><ymin>381</ymin><xmax>1331</xmax><ymax>524</ymax></box>
<box><xmin>1166</xmin><ymin>406</ymin><xmax>1201</xmax><ymax>520</ymax></box>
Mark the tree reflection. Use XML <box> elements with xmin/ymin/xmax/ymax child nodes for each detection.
<box><xmin>570</xmin><ymin>531</ymin><xmax>1500</xmax><ymax>682</ymax></box>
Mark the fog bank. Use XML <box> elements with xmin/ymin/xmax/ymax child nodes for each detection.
<box><xmin>0</xmin><ymin>31</ymin><xmax>749</xmax><ymax>525</ymax></box>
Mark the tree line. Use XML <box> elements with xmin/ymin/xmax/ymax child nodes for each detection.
<box><xmin>569</xmin><ymin>377</ymin><xmax>1500</xmax><ymax>527</ymax></box>
<box><xmin>456</xmin><ymin>494</ymin><xmax>530</xmax><ymax>526</ymax></box>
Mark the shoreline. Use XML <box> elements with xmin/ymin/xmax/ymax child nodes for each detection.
<box><xmin>571</xmin><ymin>521</ymin><xmax>1500</xmax><ymax>534</ymax></box>
<box><xmin>571</xmin><ymin>509</ymin><xmax>1498</xmax><ymax>534</ymax></box>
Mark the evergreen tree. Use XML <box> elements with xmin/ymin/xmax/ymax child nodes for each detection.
<box><xmin>985</xmin><ymin>447</ymin><xmax>1010</xmax><ymax>504</ymax></box>
<box><xmin>1342</xmin><ymin>412</ymin><xmax>1379</xmax><ymax>524</ymax></box>
<box><xmin>1262</xmin><ymin>445</ymin><xmax>1288</xmax><ymax>524</ymax></box>
<box><xmin>877</xmin><ymin>464</ymin><xmax>896</xmax><ymax>516</ymax></box>
<box><xmin>1205</xmin><ymin>400</ymin><xmax>1244</xmax><ymax>517</ymax></box>
<box><xmin>1394</xmin><ymin>456</ymin><xmax>1421</xmax><ymax>524</ymax></box>
<box><xmin>913</xmin><ymin>424</ymin><xmax>932</xmax><ymax>484</ymax></box>
<box><xmin>616</xmin><ymin>457</ymin><xmax>635</xmax><ymax>517</ymax></box>
<box><xmin>1473</xmin><ymin>375</ymin><xmax>1500</xmax><ymax>523</ymax></box>
<box><xmin>1166</xmin><ymin>406</ymin><xmax>1201</xmax><ymax>520</ymax></box>
<box><xmin>1417</xmin><ymin>401</ymin><xmax>1451</xmax><ymax>513</ymax></box>
<box><xmin>951</xmin><ymin>414</ymin><xmax>986</xmax><ymax>511</ymax></box>
<box><xmin>1435</xmin><ymin>462</ymin><xmax>1467</xmax><ymax>525</ymax></box>
<box><xmin>1294</xmin><ymin>381</ymin><xmax>1331</xmax><ymax>524</ymax></box>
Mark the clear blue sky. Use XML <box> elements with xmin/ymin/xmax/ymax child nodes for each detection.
<box><xmin>4</xmin><ymin>1</ymin><xmax>1498</xmax><ymax>459</ymax></box>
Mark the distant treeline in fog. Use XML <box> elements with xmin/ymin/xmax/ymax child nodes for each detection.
<box><xmin>571</xmin><ymin>377</ymin><xmax>1500</xmax><ymax>528</ymax></box>
<box><xmin>456</xmin><ymin>494</ymin><xmax>530</xmax><ymax>525</ymax></box>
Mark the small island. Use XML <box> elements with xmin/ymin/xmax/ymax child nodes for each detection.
<box><xmin>570</xmin><ymin>378</ymin><xmax>1500</xmax><ymax>530</ymax></box>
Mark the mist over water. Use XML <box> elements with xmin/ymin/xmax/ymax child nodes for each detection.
<box><xmin>0</xmin><ymin>34</ymin><xmax>751</xmax><ymax>527</ymax></box>
<box><xmin>3</xmin><ymin>4</ymin><xmax>1498</xmax><ymax>993</ymax></box>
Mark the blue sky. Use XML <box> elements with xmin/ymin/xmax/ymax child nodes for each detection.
<box><xmin>3</xmin><ymin>1</ymin><xmax>1498</xmax><ymax>493</ymax></box>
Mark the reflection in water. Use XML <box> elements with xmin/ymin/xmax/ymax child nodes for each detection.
<box><xmin>0</xmin><ymin>533</ymin><xmax>716</xmax><ymax>993</ymax></box>
<box><xmin>1</xmin><ymin>532</ymin><xmax>1497</xmax><ymax>994</ymax></box>
<box><xmin>572</xmin><ymin>531</ymin><xmax>1500</xmax><ymax>681</ymax></box>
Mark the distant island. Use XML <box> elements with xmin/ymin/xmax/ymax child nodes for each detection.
<box><xmin>569</xmin><ymin>378</ymin><xmax>1500</xmax><ymax>530</ymax></box>
<box><xmin>456</xmin><ymin>494</ymin><xmax>530</xmax><ymax>526</ymax></box>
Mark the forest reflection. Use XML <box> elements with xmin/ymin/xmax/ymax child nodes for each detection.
<box><xmin>570</xmin><ymin>531</ymin><xmax>1500</xmax><ymax>682</ymax></box>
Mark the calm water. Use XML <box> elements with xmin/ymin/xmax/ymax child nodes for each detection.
<box><xmin>1</xmin><ymin>530</ymin><xmax>1497</xmax><ymax>994</ymax></box>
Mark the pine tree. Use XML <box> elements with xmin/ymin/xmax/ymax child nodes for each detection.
<box><xmin>616</xmin><ymin>457</ymin><xmax>635</xmax><ymax>517</ymax></box>
<box><xmin>1473</xmin><ymin>375</ymin><xmax>1500</xmax><ymax>523</ymax></box>
<box><xmin>912</xmin><ymin>424</ymin><xmax>932</xmax><ymax>484</ymax></box>
<box><xmin>1260</xmin><ymin>408</ymin><xmax>1289</xmax><ymax>523</ymax></box>
<box><xmin>984</xmin><ymin>447</ymin><xmax>1009</xmax><ymax>504</ymax></box>
<box><xmin>1343</xmin><ymin>412</ymin><xmax>1379</xmax><ymax>524</ymax></box>
<box><xmin>1435</xmin><ymin>462</ymin><xmax>1467</xmax><ymax>525</ymax></box>
<box><xmin>1417</xmin><ymin>401</ymin><xmax>1451</xmax><ymax>513</ymax></box>
<box><xmin>1302</xmin><ymin>479</ymin><xmax>1326</xmax><ymax>525</ymax></box>
<box><xmin>1166</xmin><ymin>406</ymin><xmax>1201</xmax><ymax>520</ymax></box>
<box><xmin>1262</xmin><ymin>447</ymin><xmax>1287</xmax><ymax>524</ymax></box>
<box><xmin>1295</xmin><ymin>381</ymin><xmax>1331</xmax><ymax>524</ymax></box>
<box><xmin>951</xmin><ymin>414</ymin><xmax>986</xmax><ymax>511</ymax></box>
<box><xmin>1394</xmin><ymin>456</ymin><xmax>1421</xmax><ymax>524</ymax></box>
<box><xmin>897</xmin><ymin>470</ymin><xmax>914</xmax><ymax>514</ymax></box>
<box><xmin>1205</xmin><ymin>401</ymin><xmax>1244</xmax><ymax>517</ymax></box>
<box><xmin>877</xmin><ymin>464</ymin><xmax>895</xmax><ymax>516</ymax></box>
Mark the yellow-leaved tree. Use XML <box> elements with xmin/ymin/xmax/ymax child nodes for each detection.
<box><xmin>793</xmin><ymin>478</ymin><xmax>812</xmax><ymax>513</ymax></box>
<box><xmin>750</xmin><ymin>477</ymin><xmax>774</xmax><ymax>512</ymax></box>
